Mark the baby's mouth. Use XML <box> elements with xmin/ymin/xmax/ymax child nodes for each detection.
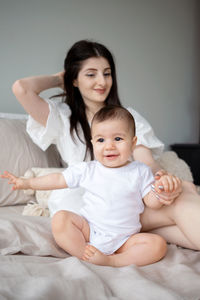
<box><xmin>104</xmin><ymin>154</ymin><xmax>119</xmax><ymax>160</ymax></box>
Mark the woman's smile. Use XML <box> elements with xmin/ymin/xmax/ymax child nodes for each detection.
<box><xmin>94</xmin><ymin>88</ymin><xmax>106</xmax><ymax>94</ymax></box>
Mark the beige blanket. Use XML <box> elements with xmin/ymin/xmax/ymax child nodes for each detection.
<box><xmin>0</xmin><ymin>206</ymin><xmax>200</xmax><ymax>300</ymax></box>
<box><xmin>1</xmin><ymin>116</ymin><xmax>199</xmax><ymax>299</ymax></box>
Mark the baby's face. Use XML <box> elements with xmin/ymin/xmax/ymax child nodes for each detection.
<box><xmin>91</xmin><ymin>119</ymin><xmax>137</xmax><ymax>168</ymax></box>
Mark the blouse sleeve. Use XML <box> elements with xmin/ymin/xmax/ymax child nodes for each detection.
<box><xmin>26</xmin><ymin>99</ymin><xmax>71</xmax><ymax>151</ymax></box>
<box><xmin>127</xmin><ymin>107</ymin><xmax>164</xmax><ymax>159</ymax></box>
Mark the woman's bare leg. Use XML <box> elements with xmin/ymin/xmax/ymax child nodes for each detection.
<box><xmin>141</xmin><ymin>181</ymin><xmax>200</xmax><ymax>250</ymax></box>
<box><xmin>150</xmin><ymin>226</ymin><xmax>197</xmax><ymax>249</ymax></box>
<box><xmin>51</xmin><ymin>210</ymin><xmax>90</xmax><ymax>258</ymax></box>
<box><xmin>82</xmin><ymin>233</ymin><xmax>167</xmax><ymax>267</ymax></box>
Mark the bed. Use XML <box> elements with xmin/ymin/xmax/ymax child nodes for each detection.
<box><xmin>0</xmin><ymin>113</ymin><xmax>200</xmax><ymax>300</ymax></box>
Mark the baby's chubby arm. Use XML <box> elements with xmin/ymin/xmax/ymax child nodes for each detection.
<box><xmin>143</xmin><ymin>189</ymin><xmax>163</xmax><ymax>209</ymax></box>
<box><xmin>0</xmin><ymin>171</ymin><xmax>68</xmax><ymax>191</ymax></box>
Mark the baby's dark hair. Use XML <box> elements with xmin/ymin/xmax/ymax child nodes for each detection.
<box><xmin>91</xmin><ymin>105</ymin><xmax>136</xmax><ymax>136</ymax></box>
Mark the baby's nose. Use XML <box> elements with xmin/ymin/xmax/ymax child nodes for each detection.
<box><xmin>105</xmin><ymin>140</ymin><xmax>115</xmax><ymax>149</ymax></box>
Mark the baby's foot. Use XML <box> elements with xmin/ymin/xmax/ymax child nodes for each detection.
<box><xmin>82</xmin><ymin>245</ymin><xmax>111</xmax><ymax>266</ymax></box>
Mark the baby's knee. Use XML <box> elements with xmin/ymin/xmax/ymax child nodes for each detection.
<box><xmin>153</xmin><ymin>235</ymin><xmax>167</xmax><ymax>260</ymax></box>
<box><xmin>51</xmin><ymin>210</ymin><xmax>72</xmax><ymax>234</ymax></box>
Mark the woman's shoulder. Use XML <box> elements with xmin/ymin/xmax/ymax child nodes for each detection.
<box><xmin>126</xmin><ymin>106</ymin><xmax>164</xmax><ymax>158</ymax></box>
<box><xmin>126</xmin><ymin>107</ymin><xmax>150</xmax><ymax>126</ymax></box>
<box><xmin>126</xmin><ymin>106</ymin><xmax>154</xmax><ymax>134</ymax></box>
<box><xmin>26</xmin><ymin>98</ymin><xmax>72</xmax><ymax>152</ymax></box>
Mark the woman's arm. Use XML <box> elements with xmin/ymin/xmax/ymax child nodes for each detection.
<box><xmin>133</xmin><ymin>145</ymin><xmax>162</xmax><ymax>175</ymax></box>
<box><xmin>12</xmin><ymin>72</ymin><xmax>64</xmax><ymax>126</ymax></box>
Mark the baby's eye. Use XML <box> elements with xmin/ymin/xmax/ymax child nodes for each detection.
<box><xmin>115</xmin><ymin>137</ymin><xmax>122</xmax><ymax>141</ymax></box>
<box><xmin>97</xmin><ymin>138</ymin><xmax>104</xmax><ymax>143</ymax></box>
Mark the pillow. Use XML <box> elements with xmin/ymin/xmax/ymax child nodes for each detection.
<box><xmin>0</xmin><ymin>117</ymin><xmax>61</xmax><ymax>206</ymax></box>
<box><xmin>22</xmin><ymin>167</ymin><xmax>85</xmax><ymax>217</ymax></box>
<box><xmin>0</xmin><ymin>112</ymin><xmax>28</xmax><ymax>119</ymax></box>
<box><xmin>22</xmin><ymin>167</ymin><xmax>65</xmax><ymax>217</ymax></box>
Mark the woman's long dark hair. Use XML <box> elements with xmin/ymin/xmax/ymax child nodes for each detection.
<box><xmin>53</xmin><ymin>40</ymin><xmax>122</xmax><ymax>160</ymax></box>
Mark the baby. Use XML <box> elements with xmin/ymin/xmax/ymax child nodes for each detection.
<box><xmin>1</xmin><ymin>105</ymin><xmax>180</xmax><ymax>267</ymax></box>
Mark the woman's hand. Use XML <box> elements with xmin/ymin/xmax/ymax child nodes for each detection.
<box><xmin>154</xmin><ymin>169</ymin><xmax>168</xmax><ymax>179</ymax></box>
<box><xmin>152</xmin><ymin>171</ymin><xmax>182</xmax><ymax>206</ymax></box>
<box><xmin>54</xmin><ymin>71</ymin><xmax>65</xmax><ymax>90</ymax></box>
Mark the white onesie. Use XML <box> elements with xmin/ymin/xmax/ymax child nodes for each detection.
<box><xmin>62</xmin><ymin>160</ymin><xmax>154</xmax><ymax>254</ymax></box>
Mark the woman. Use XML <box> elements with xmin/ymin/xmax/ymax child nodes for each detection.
<box><xmin>12</xmin><ymin>40</ymin><xmax>200</xmax><ymax>250</ymax></box>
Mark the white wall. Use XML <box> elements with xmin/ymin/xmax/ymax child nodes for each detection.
<box><xmin>0</xmin><ymin>0</ymin><xmax>199</xmax><ymax>148</ymax></box>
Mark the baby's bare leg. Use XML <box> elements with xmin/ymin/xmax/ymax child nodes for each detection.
<box><xmin>83</xmin><ymin>233</ymin><xmax>167</xmax><ymax>267</ymax></box>
<box><xmin>51</xmin><ymin>210</ymin><xmax>90</xmax><ymax>259</ymax></box>
<box><xmin>113</xmin><ymin>233</ymin><xmax>167</xmax><ymax>267</ymax></box>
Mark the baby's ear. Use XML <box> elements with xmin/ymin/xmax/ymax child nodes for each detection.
<box><xmin>132</xmin><ymin>136</ymin><xmax>137</xmax><ymax>149</ymax></box>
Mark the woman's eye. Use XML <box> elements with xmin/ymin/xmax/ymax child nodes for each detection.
<box><xmin>104</xmin><ymin>73</ymin><xmax>111</xmax><ymax>77</ymax></box>
<box><xmin>86</xmin><ymin>74</ymin><xmax>95</xmax><ymax>77</ymax></box>
<box><xmin>97</xmin><ymin>138</ymin><xmax>104</xmax><ymax>143</ymax></box>
<box><xmin>115</xmin><ymin>137</ymin><xmax>122</xmax><ymax>141</ymax></box>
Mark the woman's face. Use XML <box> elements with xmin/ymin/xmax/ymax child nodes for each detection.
<box><xmin>73</xmin><ymin>57</ymin><xmax>113</xmax><ymax>107</ymax></box>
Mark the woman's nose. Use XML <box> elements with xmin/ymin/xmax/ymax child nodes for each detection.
<box><xmin>97</xmin><ymin>74</ymin><xmax>106</xmax><ymax>86</ymax></box>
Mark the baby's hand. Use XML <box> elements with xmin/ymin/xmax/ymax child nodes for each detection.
<box><xmin>155</xmin><ymin>174</ymin><xmax>181</xmax><ymax>193</ymax></box>
<box><xmin>152</xmin><ymin>174</ymin><xmax>182</xmax><ymax>206</ymax></box>
<box><xmin>0</xmin><ymin>171</ymin><xmax>25</xmax><ymax>190</ymax></box>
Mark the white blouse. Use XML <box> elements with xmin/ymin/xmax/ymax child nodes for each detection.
<box><xmin>27</xmin><ymin>99</ymin><xmax>164</xmax><ymax>165</ymax></box>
